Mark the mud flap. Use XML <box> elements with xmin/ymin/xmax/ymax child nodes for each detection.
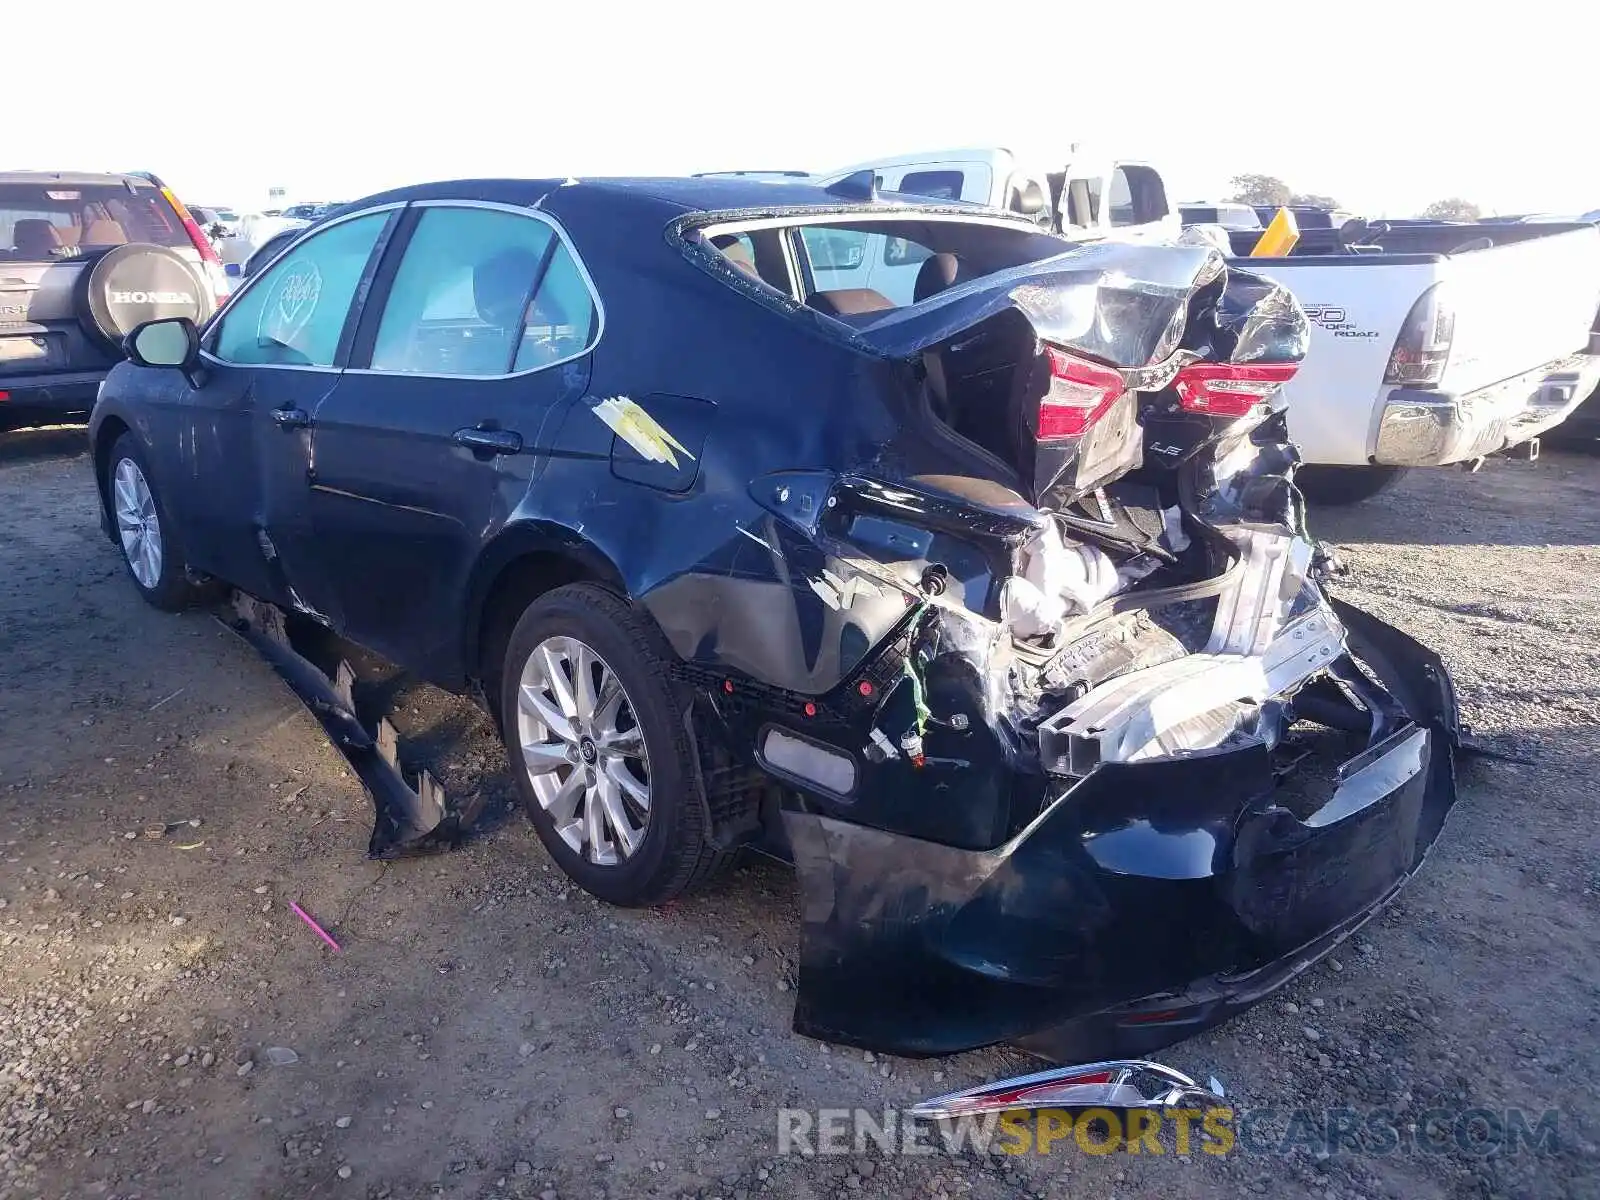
<box><xmin>217</xmin><ymin>592</ymin><xmax>482</xmax><ymax>859</ymax></box>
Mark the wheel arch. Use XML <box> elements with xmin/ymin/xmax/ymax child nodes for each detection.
<box><xmin>465</xmin><ymin>521</ymin><xmax>631</xmax><ymax>712</ymax></box>
<box><xmin>91</xmin><ymin>415</ymin><xmax>135</xmax><ymax>542</ymax></box>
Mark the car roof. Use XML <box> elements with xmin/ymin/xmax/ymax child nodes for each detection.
<box><xmin>328</xmin><ymin>175</ymin><xmax>1011</xmax><ymax>223</ymax></box>
<box><xmin>0</xmin><ymin>170</ymin><xmax>155</xmax><ymax>187</ymax></box>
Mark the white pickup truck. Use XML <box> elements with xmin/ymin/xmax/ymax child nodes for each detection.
<box><xmin>1205</xmin><ymin>218</ymin><xmax>1600</xmax><ymax>503</ymax></box>
<box><xmin>697</xmin><ymin>148</ymin><xmax>1180</xmax><ymax>308</ymax></box>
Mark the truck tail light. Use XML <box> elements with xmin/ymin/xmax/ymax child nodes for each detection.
<box><xmin>1173</xmin><ymin>361</ymin><xmax>1299</xmax><ymax>417</ymax></box>
<box><xmin>1383</xmin><ymin>283</ymin><xmax>1454</xmax><ymax>387</ymax></box>
<box><xmin>1039</xmin><ymin>348</ymin><xmax>1126</xmax><ymax>439</ymax></box>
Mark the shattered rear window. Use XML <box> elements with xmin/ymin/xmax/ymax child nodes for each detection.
<box><xmin>784</xmin><ymin>217</ymin><xmax>1065</xmax><ymax>310</ymax></box>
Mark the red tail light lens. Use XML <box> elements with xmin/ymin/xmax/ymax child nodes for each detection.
<box><xmin>160</xmin><ymin>187</ymin><xmax>222</xmax><ymax>267</ymax></box>
<box><xmin>1039</xmin><ymin>348</ymin><xmax>1126</xmax><ymax>439</ymax></box>
<box><xmin>1172</xmin><ymin>361</ymin><xmax>1299</xmax><ymax>417</ymax></box>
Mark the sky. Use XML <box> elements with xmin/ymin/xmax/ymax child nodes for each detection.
<box><xmin>15</xmin><ymin>1</ymin><xmax>1596</xmax><ymax>219</ymax></box>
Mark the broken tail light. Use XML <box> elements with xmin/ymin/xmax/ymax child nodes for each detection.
<box><xmin>1383</xmin><ymin>282</ymin><xmax>1454</xmax><ymax>387</ymax></box>
<box><xmin>1173</xmin><ymin>361</ymin><xmax>1299</xmax><ymax>417</ymax></box>
<box><xmin>1039</xmin><ymin>348</ymin><xmax>1127</xmax><ymax>439</ymax></box>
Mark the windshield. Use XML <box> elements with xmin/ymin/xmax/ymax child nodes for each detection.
<box><xmin>1</xmin><ymin>181</ymin><xmax>190</xmax><ymax>261</ymax></box>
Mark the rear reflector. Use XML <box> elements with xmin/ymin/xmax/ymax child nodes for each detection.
<box><xmin>1039</xmin><ymin>348</ymin><xmax>1127</xmax><ymax>439</ymax></box>
<box><xmin>1172</xmin><ymin>361</ymin><xmax>1298</xmax><ymax>417</ymax></box>
<box><xmin>760</xmin><ymin>727</ymin><xmax>856</xmax><ymax>796</ymax></box>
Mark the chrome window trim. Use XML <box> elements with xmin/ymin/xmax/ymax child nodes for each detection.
<box><xmin>200</xmin><ymin>202</ymin><xmax>405</xmax><ymax>374</ymax></box>
<box><xmin>343</xmin><ymin>198</ymin><xmax>606</xmax><ymax>382</ymax></box>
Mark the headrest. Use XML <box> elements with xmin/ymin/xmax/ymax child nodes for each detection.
<box><xmin>473</xmin><ymin>246</ymin><xmax>543</xmax><ymax>327</ymax></box>
<box><xmin>913</xmin><ymin>253</ymin><xmax>962</xmax><ymax>303</ymax></box>
<box><xmin>718</xmin><ymin>240</ymin><xmax>760</xmax><ymax>279</ymax></box>
<box><xmin>11</xmin><ymin>219</ymin><xmax>62</xmax><ymax>256</ymax></box>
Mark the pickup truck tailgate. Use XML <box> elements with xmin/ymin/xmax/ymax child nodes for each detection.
<box><xmin>1438</xmin><ymin>224</ymin><xmax>1600</xmax><ymax>396</ymax></box>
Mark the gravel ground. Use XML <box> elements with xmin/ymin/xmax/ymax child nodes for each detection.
<box><xmin>2</xmin><ymin>426</ymin><xmax>1598</xmax><ymax>1200</ymax></box>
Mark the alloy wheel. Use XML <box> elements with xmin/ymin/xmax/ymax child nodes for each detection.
<box><xmin>516</xmin><ymin>635</ymin><xmax>651</xmax><ymax>866</ymax></box>
<box><xmin>112</xmin><ymin>458</ymin><xmax>163</xmax><ymax>590</ymax></box>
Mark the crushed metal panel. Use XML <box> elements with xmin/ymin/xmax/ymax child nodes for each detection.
<box><xmin>217</xmin><ymin>594</ymin><xmax>479</xmax><ymax>860</ymax></box>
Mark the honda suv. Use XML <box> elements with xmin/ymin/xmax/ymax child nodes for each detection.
<box><xmin>0</xmin><ymin>171</ymin><xmax>229</xmax><ymax>432</ymax></box>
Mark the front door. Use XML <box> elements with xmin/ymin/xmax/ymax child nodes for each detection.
<box><xmin>185</xmin><ymin>207</ymin><xmax>400</xmax><ymax>619</ymax></box>
<box><xmin>298</xmin><ymin>202</ymin><xmax>603</xmax><ymax>677</ymax></box>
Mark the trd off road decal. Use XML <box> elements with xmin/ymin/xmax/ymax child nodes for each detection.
<box><xmin>259</xmin><ymin>260</ymin><xmax>323</xmax><ymax>347</ymax></box>
<box><xmin>1303</xmin><ymin>305</ymin><xmax>1379</xmax><ymax>340</ymax></box>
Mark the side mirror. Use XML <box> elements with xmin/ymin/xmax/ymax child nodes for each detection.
<box><xmin>125</xmin><ymin>317</ymin><xmax>206</xmax><ymax>388</ymax></box>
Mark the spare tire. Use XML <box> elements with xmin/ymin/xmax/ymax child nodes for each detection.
<box><xmin>76</xmin><ymin>244</ymin><xmax>214</xmax><ymax>352</ymax></box>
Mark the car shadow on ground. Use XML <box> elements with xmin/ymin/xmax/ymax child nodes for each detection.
<box><xmin>1306</xmin><ymin>448</ymin><xmax>1600</xmax><ymax>549</ymax></box>
<box><xmin>0</xmin><ymin>423</ymin><xmax>90</xmax><ymax>464</ymax></box>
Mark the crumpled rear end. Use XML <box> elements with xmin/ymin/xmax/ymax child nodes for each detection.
<box><xmin>751</xmin><ymin>251</ymin><xmax>1463</xmax><ymax>1058</ymax></box>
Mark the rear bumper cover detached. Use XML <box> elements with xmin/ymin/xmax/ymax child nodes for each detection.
<box><xmin>785</xmin><ymin>599</ymin><xmax>1461</xmax><ymax>1059</ymax></box>
<box><xmin>1373</xmin><ymin>352</ymin><xmax>1600</xmax><ymax>465</ymax></box>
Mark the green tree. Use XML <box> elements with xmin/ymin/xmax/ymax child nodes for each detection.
<box><xmin>1226</xmin><ymin>174</ymin><xmax>1292</xmax><ymax>207</ymax></box>
<box><xmin>1290</xmin><ymin>193</ymin><xmax>1341</xmax><ymax>210</ymax></box>
<box><xmin>1420</xmin><ymin>197</ymin><xmax>1481</xmax><ymax>221</ymax></box>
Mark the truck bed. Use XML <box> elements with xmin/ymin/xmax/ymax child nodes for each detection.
<box><xmin>1224</xmin><ymin>222</ymin><xmax>1600</xmax><ymax>466</ymax></box>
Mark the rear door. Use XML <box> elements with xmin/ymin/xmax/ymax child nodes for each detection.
<box><xmin>298</xmin><ymin>201</ymin><xmax>602</xmax><ymax>676</ymax></box>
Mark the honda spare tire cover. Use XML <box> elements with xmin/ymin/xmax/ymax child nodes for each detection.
<box><xmin>78</xmin><ymin>244</ymin><xmax>213</xmax><ymax>350</ymax></box>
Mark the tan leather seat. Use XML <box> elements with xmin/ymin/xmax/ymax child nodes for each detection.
<box><xmin>82</xmin><ymin>220</ymin><xmax>128</xmax><ymax>245</ymax></box>
<box><xmin>709</xmin><ymin>234</ymin><xmax>762</xmax><ymax>281</ymax></box>
<box><xmin>807</xmin><ymin>288</ymin><xmax>894</xmax><ymax>317</ymax></box>
<box><xmin>12</xmin><ymin>219</ymin><xmax>63</xmax><ymax>257</ymax></box>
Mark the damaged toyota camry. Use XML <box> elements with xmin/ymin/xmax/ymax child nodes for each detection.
<box><xmin>87</xmin><ymin>174</ymin><xmax>1463</xmax><ymax>1061</ymax></box>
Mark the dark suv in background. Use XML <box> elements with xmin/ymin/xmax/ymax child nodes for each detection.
<box><xmin>0</xmin><ymin>171</ymin><xmax>228</xmax><ymax>432</ymax></box>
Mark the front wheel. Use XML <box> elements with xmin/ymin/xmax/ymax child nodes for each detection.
<box><xmin>499</xmin><ymin>582</ymin><xmax>729</xmax><ymax>907</ymax></box>
<box><xmin>1296</xmin><ymin>465</ymin><xmax>1409</xmax><ymax>507</ymax></box>
<box><xmin>104</xmin><ymin>433</ymin><xmax>213</xmax><ymax>610</ymax></box>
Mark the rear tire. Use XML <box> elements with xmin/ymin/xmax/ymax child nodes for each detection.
<box><xmin>1296</xmin><ymin>465</ymin><xmax>1409</xmax><ymax>507</ymax></box>
<box><xmin>499</xmin><ymin>582</ymin><xmax>729</xmax><ymax>907</ymax></box>
<box><xmin>104</xmin><ymin>433</ymin><xmax>214</xmax><ymax>611</ymax></box>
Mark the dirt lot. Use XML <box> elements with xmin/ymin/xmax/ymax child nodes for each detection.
<box><xmin>2</xmin><ymin>426</ymin><xmax>1598</xmax><ymax>1200</ymax></box>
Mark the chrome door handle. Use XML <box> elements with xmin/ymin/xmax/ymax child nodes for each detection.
<box><xmin>452</xmin><ymin>427</ymin><xmax>523</xmax><ymax>455</ymax></box>
<box><xmin>271</xmin><ymin>406</ymin><xmax>311</xmax><ymax>429</ymax></box>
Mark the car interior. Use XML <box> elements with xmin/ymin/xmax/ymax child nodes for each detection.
<box><xmin>1</xmin><ymin>189</ymin><xmax>183</xmax><ymax>261</ymax></box>
<box><xmin>700</xmin><ymin>217</ymin><xmax>1059</xmax><ymax>318</ymax></box>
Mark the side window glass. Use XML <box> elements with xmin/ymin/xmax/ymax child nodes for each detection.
<box><xmin>898</xmin><ymin>170</ymin><xmax>964</xmax><ymax>201</ymax></box>
<box><xmin>369</xmin><ymin>207</ymin><xmax>597</xmax><ymax>377</ymax></box>
<box><xmin>213</xmin><ymin>212</ymin><xmax>388</xmax><ymax>367</ymax></box>
<box><xmin>799</xmin><ymin>227</ymin><xmax>868</xmax><ymax>274</ymax></box>
<box><xmin>515</xmin><ymin>239</ymin><xmax>598</xmax><ymax>372</ymax></box>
